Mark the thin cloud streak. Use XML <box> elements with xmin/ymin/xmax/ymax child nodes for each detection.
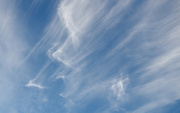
<box><xmin>0</xmin><ymin>1</ymin><xmax>33</xmax><ymax>112</ymax></box>
<box><xmin>26</xmin><ymin>61</ymin><xmax>51</xmax><ymax>89</ymax></box>
<box><xmin>26</xmin><ymin>80</ymin><xmax>45</xmax><ymax>89</ymax></box>
<box><xmin>120</xmin><ymin>0</ymin><xmax>180</xmax><ymax>112</ymax></box>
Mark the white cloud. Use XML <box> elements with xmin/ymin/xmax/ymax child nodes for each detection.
<box><xmin>59</xmin><ymin>93</ymin><xmax>65</xmax><ymax>98</ymax></box>
<box><xmin>111</xmin><ymin>76</ymin><xmax>129</xmax><ymax>100</ymax></box>
<box><xmin>47</xmin><ymin>0</ymin><xmax>132</xmax><ymax>68</ymax></box>
<box><xmin>26</xmin><ymin>80</ymin><xmax>45</xmax><ymax>89</ymax></box>
<box><xmin>25</xmin><ymin>61</ymin><xmax>51</xmax><ymax>89</ymax></box>
<box><xmin>56</xmin><ymin>75</ymin><xmax>65</xmax><ymax>80</ymax></box>
<box><xmin>43</xmin><ymin>0</ymin><xmax>133</xmax><ymax>112</ymax></box>
<box><xmin>121</xmin><ymin>0</ymin><xmax>180</xmax><ymax>112</ymax></box>
<box><xmin>40</xmin><ymin>0</ymin><xmax>180</xmax><ymax>112</ymax></box>
<box><xmin>0</xmin><ymin>0</ymin><xmax>32</xmax><ymax>111</ymax></box>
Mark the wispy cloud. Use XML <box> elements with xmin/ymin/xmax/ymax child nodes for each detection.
<box><xmin>2</xmin><ymin>0</ymin><xmax>178</xmax><ymax>112</ymax></box>
<box><xmin>55</xmin><ymin>0</ymin><xmax>179</xmax><ymax>112</ymax></box>
<box><xmin>0</xmin><ymin>0</ymin><xmax>31</xmax><ymax>112</ymax></box>
<box><xmin>49</xmin><ymin>0</ymin><xmax>132</xmax><ymax>67</ymax></box>
<box><xmin>26</xmin><ymin>61</ymin><xmax>51</xmax><ymax>89</ymax></box>
<box><xmin>115</xmin><ymin>0</ymin><xmax>180</xmax><ymax>112</ymax></box>
<box><xmin>56</xmin><ymin>75</ymin><xmax>65</xmax><ymax>80</ymax></box>
<box><xmin>42</xmin><ymin>0</ymin><xmax>139</xmax><ymax>112</ymax></box>
<box><xmin>34</xmin><ymin>0</ymin><xmax>180</xmax><ymax>112</ymax></box>
<box><xmin>26</xmin><ymin>80</ymin><xmax>45</xmax><ymax>89</ymax></box>
<box><xmin>111</xmin><ymin>76</ymin><xmax>129</xmax><ymax>100</ymax></box>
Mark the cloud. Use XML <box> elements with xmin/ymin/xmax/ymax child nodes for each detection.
<box><xmin>116</xmin><ymin>0</ymin><xmax>180</xmax><ymax>112</ymax></box>
<box><xmin>133</xmin><ymin>75</ymin><xmax>180</xmax><ymax>113</ymax></box>
<box><xmin>56</xmin><ymin>75</ymin><xmax>65</xmax><ymax>80</ymax></box>
<box><xmin>26</xmin><ymin>80</ymin><xmax>45</xmax><ymax>89</ymax></box>
<box><xmin>48</xmin><ymin>0</ymin><xmax>132</xmax><ymax>68</ymax></box>
<box><xmin>8</xmin><ymin>0</ymin><xmax>178</xmax><ymax>112</ymax></box>
<box><xmin>0</xmin><ymin>0</ymin><xmax>32</xmax><ymax>112</ymax></box>
<box><xmin>111</xmin><ymin>76</ymin><xmax>129</xmax><ymax>100</ymax></box>
<box><xmin>26</xmin><ymin>61</ymin><xmax>51</xmax><ymax>89</ymax></box>
<box><xmin>43</xmin><ymin>0</ymin><xmax>133</xmax><ymax>112</ymax></box>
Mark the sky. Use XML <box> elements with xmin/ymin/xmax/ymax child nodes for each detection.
<box><xmin>0</xmin><ymin>0</ymin><xmax>180</xmax><ymax>113</ymax></box>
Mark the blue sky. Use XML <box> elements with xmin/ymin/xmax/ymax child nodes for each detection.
<box><xmin>0</xmin><ymin>0</ymin><xmax>180</xmax><ymax>113</ymax></box>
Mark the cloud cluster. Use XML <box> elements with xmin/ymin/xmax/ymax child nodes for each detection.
<box><xmin>16</xmin><ymin>0</ymin><xmax>180</xmax><ymax>112</ymax></box>
<box><xmin>33</xmin><ymin>0</ymin><xmax>180</xmax><ymax>112</ymax></box>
